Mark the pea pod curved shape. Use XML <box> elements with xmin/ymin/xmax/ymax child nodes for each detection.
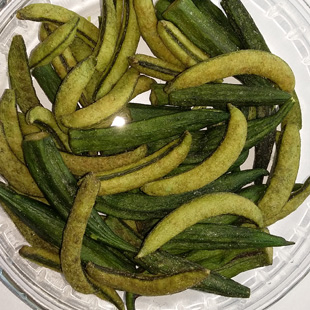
<box><xmin>142</xmin><ymin>104</ymin><xmax>247</xmax><ymax>196</ymax></box>
<box><xmin>165</xmin><ymin>50</ymin><xmax>295</xmax><ymax>94</ymax></box>
<box><xmin>137</xmin><ymin>192</ymin><xmax>265</xmax><ymax>258</ymax></box>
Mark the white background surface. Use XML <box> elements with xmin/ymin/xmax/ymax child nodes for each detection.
<box><xmin>1</xmin><ymin>272</ymin><xmax>310</xmax><ymax>310</ymax></box>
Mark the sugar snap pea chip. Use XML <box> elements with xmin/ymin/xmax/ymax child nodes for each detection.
<box><xmin>265</xmin><ymin>177</ymin><xmax>310</xmax><ymax>226</ymax></box>
<box><xmin>86</xmin><ymin>262</ymin><xmax>209</xmax><ymax>296</ymax></box>
<box><xmin>133</xmin><ymin>0</ymin><xmax>184</xmax><ymax>67</ymax></box>
<box><xmin>165</xmin><ymin>50</ymin><xmax>295</xmax><ymax>94</ymax></box>
<box><xmin>258</xmin><ymin>123</ymin><xmax>301</xmax><ymax>221</ymax></box>
<box><xmin>94</xmin><ymin>0</ymin><xmax>118</xmax><ymax>72</ymax></box>
<box><xmin>129</xmin><ymin>54</ymin><xmax>183</xmax><ymax>81</ymax></box>
<box><xmin>54</xmin><ymin>56</ymin><xmax>96</xmax><ymax>132</ymax></box>
<box><xmin>157</xmin><ymin>20</ymin><xmax>209</xmax><ymax>67</ymax></box>
<box><xmin>8</xmin><ymin>35</ymin><xmax>41</xmax><ymax>113</ymax></box>
<box><xmin>95</xmin><ymin>0</ymin><xmax>140</xmax><ymax>99</ymax></box>
<box><xmin>16</xmin><ymin>3</ymin><xmax>99</xmax><ymax>47</ymax></box>
<box><xmin>0</xmin><ymin>122</ymin><xmax>43</xmax><ymax>197</ymax></box>
<box><xmin>0</xmin><ymin>89</ymin><xmax>24</xmax><ymax>163</ymax></box>
<box><xmin>86</xmin><ymin>276</ymin><xmax>125</xmax><ymax>310</ymax></box>
<box><xmin>60</xmin><ymin>144</ymin><xmax>147</xmax><ymax>176</ymax></box>
<box><xmin>142</xmin><ymin>104</ymin><xmax>247</xmax><ymax>196</ymax></box>
<box><xmin>29</xmin><ymin>16</ymin><xmax>79</xmax><ymax>68</ymax></box>
<box><xmin>130</xmin><ymin>75</ymin><xmax>155</xmax><ymax>100</ymax></box>
<box><xmin>96</xmin><ymin>131</ymin><xmax>192</xmax><ymax>195</ymax></box>
<box><xmin>137</xmin><ymin>192</ymin><xmax>264</xmax><ymax>258</ymax></box>
<box><xmin>19</xmin><ymin>246</ymin><xmax>61</xmax><ymax>272</ymax></box>
<box><xmin>61</xmin><ymin>173</ymin><xmax>100</xmax><ymax>294</ymax></box>
<box><xmin>18</xmin><ymin>112</ymin><xmax>41</xmax><ymax>136</ymax></box>
<box><xmin>60</xmin><ymin>68</ymin><xmax>139</xmax><ymax>129</ymax></box>
<box><xmin>26</xmin><ymin>106</ymin><xmax>71</xmax><ymax>152</ymax></box>
<box><xmin>39</xmin><ymin>23</ymin><xmax>78</xmax><ymax>80</ymax></box>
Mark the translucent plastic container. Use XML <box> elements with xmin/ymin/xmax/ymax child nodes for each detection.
<box><xmin>0</xmin><ymin>0</ymin><xmax>310</xmax><ymax>309</ymax></box>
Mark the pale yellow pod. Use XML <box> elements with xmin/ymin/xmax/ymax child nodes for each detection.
<box><xmin>29</xmin><ymin>17</ymin><xmax>79</xmax><ymax>68</ymax></box>
<box><xmin>165</xmin><ymin>50</ymin><xmax>295</xmax><ymax>94</ymax></box>
<box><xmin>97</xmin><ymin>131</ymin><xmax>192</xmax><ymax>195</ymax></box>
<box><xmin>142</xmin><ymin>104</ymin><xmax>247</xmax><ymax>196</ymax></box>
<box><xmin>137</xmin><ymin>192</ymin><xmax>264</xmax><ymax>258</ymax></box>
<box><xmin>157</xmin><ymin>20</ymin><xmax>209</xmax><ymax>67</ymax></box>
<box><xmin>54</xmin><ymin>56</ymin><xmax>96</xmax><ymax>132</ymax></box>
<box><xmin>0</xmin><ymin>89</ymin><xmax>24</xmax><ymax>163</ymax></box>
<box><xmin>95</xmin><ymin>0</ymin><xmax>118</xmax><ymax>72</ymax></box>
<box><xmin>133</xmin><ymin>0</ymin><xmax>184</xmax><ymax>67</ymax></box>
<box><xmin>26</xmin><ymin>106</ymin><xmax>71</xmax><ymax>152</ymax></box>
<box><xmin>17</xmin><ymin>3</ymin><xmax>99</xmax><ymax>47</ymax></box>
<box><xmin>61</xmin><ymin>173</ymin><xmax>100</xmax><ymax>294</ymax></box>
<box><xmin>0</xmin><ymin>122</ymin><xmax>43</xmax><ymax>197</ymax></box>
<box><xmin>258</xmin><ymin>123</ymin><xmax>301</xmax><ymax>221</ymax></box>
<box><xmin>60</xmin><ymin>144</ymin><xmax>147</xmax><ymax>176</ymax></box>
<box><xmin>129</xmin><ymin>54</ymin><xmax>183</xmax><ymax>81</ymax></box>
<box><xmin>265</xmin><ymin>177</ymin><xmax>310</xmax><ymax>226</ymax></box>
<box><xmin>95</xmin><ymin>0</ymin><xmax>140</xmax><ymax>99</ymax></box>
<box><xmin>61</xmin><ymin>68</ymin><xmax>139</xmax><ymax>129</ymax></box>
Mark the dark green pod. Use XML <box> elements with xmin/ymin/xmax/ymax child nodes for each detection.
<box><xmin>22</xmin><ymin>132</ymin><xmax>136</xmax><ymax>252</ymax></box>
<box><xmin>95</xmin><ymin>169</ymin><xmax>268</xmax><ymax>220</ymax></box>
<box><xmin>69</xmin><ymin>109</ymin><xmax>229</xmax><ymax>155</ymax></box>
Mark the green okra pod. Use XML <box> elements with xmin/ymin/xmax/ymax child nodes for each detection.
<box><xmin>22</xmin><ymin>132</ymin><xmax>136</xmax><ymax>252</ymax></box>
<box><xmin>162</xmin><ymin>0</ymin><xmax>239</xmax><ymax>56</ymax></box>
<box><xmin>95</xmin><ymin>169</ymin><xmax>268</xmax><ymax>220</ymax></box>
<box><xmin>69</xmin><ymin>109</ymin><xmax>229</xmax><ymax>155</ymax></box>
<box><xmin>0</xmin><ymin>182</ymin><xmax>135</xmax><ymax>271</ymax></box>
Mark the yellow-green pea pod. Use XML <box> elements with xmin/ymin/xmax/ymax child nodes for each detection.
<box><xmin>142</xmin><ymin>104</ymin><xmax>247</xmax><ymax>196</ymax></box>
<box><xmin>54</xmin><ymin>56</ymin><xmax>97</xmax><ymax>132</ymax></box>
<box><xmin>39</xmin><ymin>23</ymin><xmax>78</xmax><ymax>80</ymax></box>
<box><xmin>86</xmin><ymin>276</ymin><xmax>125</xmax><ymax>310</ymax></box>
<box><xmin>129</xmin><ymin>54</ymin><xmax>183</xmax><ymax>81</ymax></box>
<box><xmin>115</xmin><ymin>0</ymin><xmax>124</xmax><ymax>36</ymax></box>
<box><xmin>26</xmin><ymin>106</ymin><xmax>70</xmax><ymax>152</ymax></box>
<box><xmin>266</xmin><ymin>176</ymin><xmax>310</xmax><ymax>226</ymax></box>
<box><xmin>0</xmin><ymin>89</ymin><xmax>24</xmax><ymax>163</ymax></box>
<box><xmin>133</xmin><ymin>0</ymin><xmax>184</xmax><ymax>67</ymax></box>
<box><xmin>29</xmin><ymin>17</ymin><xmax>79</xmax><ymax>68</ymax></box>
<box><xmin>69</xmin><ymin>37</ymin><xmax>93</xmax><ymax>63</ymax></box>
<box><xmin>96</xmin><ymin>131</ymin><xmax>192</xmax><ymax>195</ymax></box>
<box><xmin>95</xmin><ymin>133</ymin><xmax>181</xmax><ymax>180</ymax></box>
<box><xmin>19</xmin><ymin>246</ymin><xmax>61</xmax><ymax>272</ymax></box>
<box><xmin>8</xmin><ymin>35</ymin><xmax>41</xmax><ymax>113</ymax></box>
<box><xmin>86</xmin><ymin>262</ymin><xmax>209</xmax><ymax>296</ymax></box>
<box><xmin>0</xmin><ymin>122</ymin><xmax>43</xmax><ymax>197</ymax></box>
<box><xmin>18</xmin><ymin>112</ymin><xmax>41</xmax><ymax>136</ymax></box>
<box><xmin>130</xmin><ymin>75</ymin><xmax>155</xmax><ymax>100</ymax></box>
<box><xmin>61</xmin><ymin>172</ymin><xmax>124</xmax><ymax>308</ymax></box>
<box><xmin>282</xmin><ymin>91</ymin><xmax>302</xmax><ymax>129</ymax></box>
<box><xmin>165</xmin><ymin>50</ymin><xmax>295</xmax><ymax>94</ymax></box>
<box><xmin>157</xmin><ymin>20</ymin><xmax>209</xmax><ymax>67</ymax></box>
<box><xmin>137</xmin><ymin>192</ymin><xmax>265</xmax><ymax>258</ymax></box>
<box><xmin>16</xmin><ymin>3</ymin><xmax>99</xmax><ymax>47</ymax></box>
<box><xmin>95</xmin><ymin>0</ymin><xmax>140</xmax><ymax>100</ymax></box>
<box><xmin>83</xmin><ymin>0</ymin><xmax>130</xmax><ymax>102</ymax></box>
<box><xmin>258</xmin><ymin>123</ymin><xmax>301</xmax><ymax>221</ymax></box>
<box><xmin>60</xmin><ymin>144</ymin><xmax>147</xmax><ymax>176</ymax></box>
<box><xmin>1</xmin><ymin>203</ymin><xmax>58</xmax><ymax>255</ymax></box>
<box><xmin>61</xmin><ymin>68</ymin><xmax>139</xmax><ymax>129</ymax></box>
<box><xmin>95</xmin><ymin>0</ymin><xmax>118</xmax><ymax>72</ymax></box>
<box><xmin>61</xmin><ymin>173</ymin><xmax>100</xmax><ymax>294</ymax></box>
